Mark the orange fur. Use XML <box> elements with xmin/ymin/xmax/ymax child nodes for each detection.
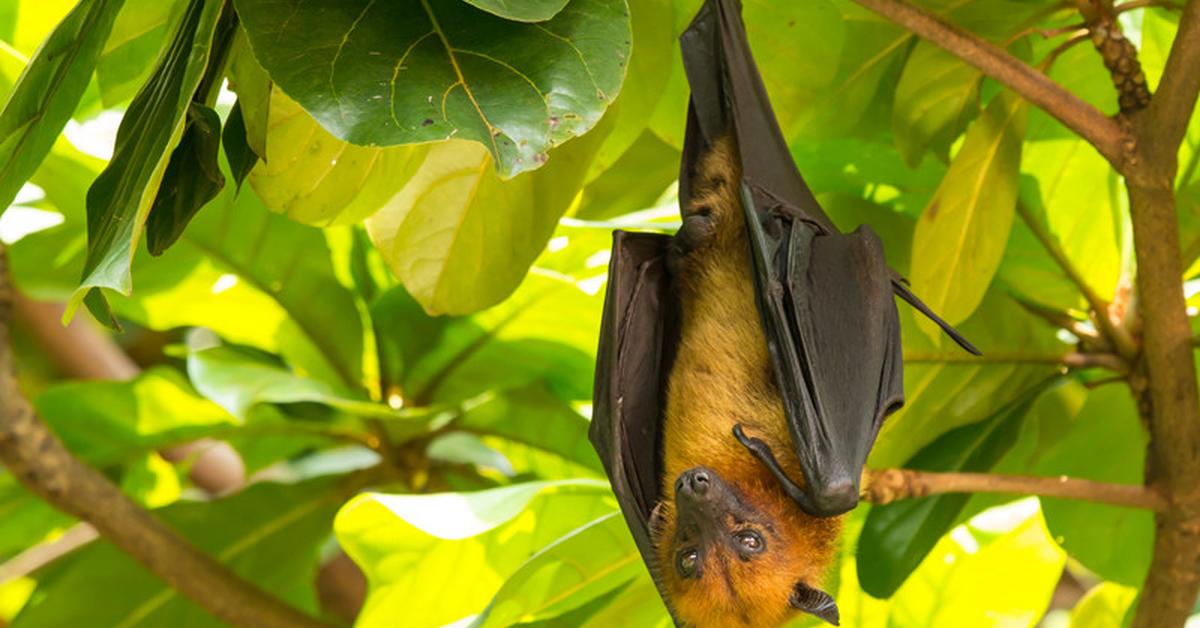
<box><xmin>654</xmin><ymin>136</ymin><xmax>841</xmax><ymax>627</ymax></box>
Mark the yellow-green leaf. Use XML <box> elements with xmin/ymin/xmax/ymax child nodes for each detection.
<box><xmin>911</xmin><ymin>92</ymin><xmax>1027</xmax><ymax>341</ymax></box>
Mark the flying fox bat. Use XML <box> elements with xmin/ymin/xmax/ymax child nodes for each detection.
<box><xmin>588</xmin><ymin>0</ymin><xmax>978</xmax><ymax>625</ymax></box>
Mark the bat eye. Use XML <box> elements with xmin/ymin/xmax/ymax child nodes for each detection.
<box><xmin>735</xmin><ymin>531</ymin><xmax>765</xmax><ymax>554</ymax></box>
<box><xmin>676</xmin><ymin>548</ymin><xmax>699</xmax><ymax>578</ymax></box>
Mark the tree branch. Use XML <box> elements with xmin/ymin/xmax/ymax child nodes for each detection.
<box><xmin>863</xmin><ymin>468</ymin><xmax>1167</xmax><ymax>511</ymax></box>
<box><xmin>851</xmin><ymin>0</ymin><xmax>1128</xmax><ymax>166</ymax></box>
<box><xmin>1144</xmin><ymin>0</ymin><xmax>1200</xmax><ymax>155</ymax></box>
<box><xmin>903</xmin><ymin>351</ymin><xmax>1128</xmax><ymax>371</ymax></box>
<box><xmin>0</xmin><ymin>247</ymin><xmax>329</xmax><ymax>628</ymax></box>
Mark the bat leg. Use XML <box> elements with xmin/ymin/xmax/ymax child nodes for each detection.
<box><xmin>732</xmin><ymin>424</ymin><xmax>817</xmax><ymax>514</ymax></box>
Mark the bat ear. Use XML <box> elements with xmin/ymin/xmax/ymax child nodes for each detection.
<box><xmin>790</xmin><ymin>581</ymin><xmax>839</xmax><ymax>626</ymax></box>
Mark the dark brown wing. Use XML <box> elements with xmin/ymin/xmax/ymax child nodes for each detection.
<box><xmin>588</xmin><ymin>229</ymin><xmax>680</xmax><ymax>619</ymax></box>
<box><xmin>680</xmin><ymin>0</ymin><xmax>977</xmax><ymax>517</ymax></box>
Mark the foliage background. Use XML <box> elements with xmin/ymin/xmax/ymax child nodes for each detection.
<box><xmin>0</xmin><ymin>0</ymin><xmax>1196</xmax><ymax>626</ymax></box>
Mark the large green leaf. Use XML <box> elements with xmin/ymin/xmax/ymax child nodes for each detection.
<box><xmin>365</xmin><ymin>129</ymin><xmax>605</xmax><ymax>315</ymax></box>
<box><xmin>883</xmin><ymin>501</ymin><xmax>1064</xmax><ymax>625</ymax></box>
<box><xmin>1018</xmin><ymin>139</ymin><xmax>1123</xmax><ymax>307</ymax></box>
<box><xmin>857</xmin><ymin>378</ymin><xmax>1057</xmax><ymax>597</ymax></box>
<box><xmin>32</xmin><ymin>367</ymin><xmax>236</xmax><ymax>466</ymax></box>
<box><xmin>247</xmin><ymin>89</ymin><xmax>425</xmax><ymax>226</ymax></box>
<box><xmin>186</xmin><ymin>344</ymin><xmax>404</xmax><ymax>421</ymax></box>
<box><xmin>474</xmin><ymin>512</ymin><xmax>640</xmax><ymax>627</ymax></box>
<box><xmin>0</xmin><ymin>0</ymin><xmax>124</xmax><ymax>214</ymax></box>
<box><xmin>456</xmin><ymin>383</ymin><xmax>602</xmax><ymax>472</ymax></box>
<box><xmin>891</xmin><ymin>40</ymin><xmax>979</xmax><ymax>166</ymax></box>
<box><xmin>910</xmin><ymin>92</ymin><xmax>1027</xmax><ymax>339</ymax></box>
<box><xmin>336</xmin><ymin>480</ymin><xmax>615</xmax><ymax>627</ymax></box>
<box><xmin>1033</xmin><ymin>385</ymin><xmax>1152</xmax><ymax>586</ymax></box>
<box><xmin>71</xmin><ymin>0</ymin><xmax>224</xmax><ymax>324</ymax></box>
<box><xmin>234</xmin><ymin>0</ymin><xmax>631</xmax><ymax>178</ymax></box>
<box><xmin>12</xmin><ymin>478</ymin><xmax>345</xmax><ymax>627</ymax></box>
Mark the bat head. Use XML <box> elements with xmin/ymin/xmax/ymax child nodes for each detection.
<box><xmin>651</xmin><ymin>466</ymin><xmax>841</xmax><ymax>627</ymax></box>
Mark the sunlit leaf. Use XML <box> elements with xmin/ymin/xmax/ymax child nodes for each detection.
<box><xmin>1070</xmin><ymin>582</ymin><xmax>1136</xmax><ymax>628</ymax></box>
<box><xmin>911</xmin><ymin>92</ymin><xmax>1027</xmax><ymax>339</ymax></box>
<box><xmin>336</xmin><ymin>480</ymin><xmax>615</xmax><ymax>627</ymax></box>
<box><xmin>0</xmin><ymin>0</ymin><xmax>124</xmax><ymax>214</ymax></box>
<box><xmin>247</xmin><ymin>90</ymin><xmax>425</xmax><ymax>226</ymax></box>
<box><xmin>234</xmin><ymin>0</ymin><xmax>631</xmax><ymax>178</ymax></box>
<box><xmin>365</xmin><ymin>129</ymin><xmax>605</xmax><ymax>315</ymax></box>
<box><xmin>475</xmin><ymin>512</ymin><xmax>640</xmax><ymax>627</ymax></box>
<box><xmin>33</xmin><ymin>367</ymin><xmax>236</xmax><ymax>466</ymax></box>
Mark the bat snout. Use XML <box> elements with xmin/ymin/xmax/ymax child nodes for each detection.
<box><xmin>675</xmin><ymin>467</ymin><xmax>713</xmax><ymax>499</ymax></box>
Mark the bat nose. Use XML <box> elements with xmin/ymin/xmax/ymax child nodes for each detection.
<box><xmin>677</xmin><ymin>467</ymin><xmax>711</xmax><ymax>496</ymax></box>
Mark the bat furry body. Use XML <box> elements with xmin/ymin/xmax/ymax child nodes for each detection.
<box><xmin>653</xmin><ymin>137</ymin><xmax>840</xmax><ymax>627</ymax></box>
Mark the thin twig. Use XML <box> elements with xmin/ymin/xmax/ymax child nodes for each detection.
<box><xmin>1016</xmin><ymin>201</ymin><xmax>1139</xmax><ymax>357</ymax></box>
<box><xmin>903</xmin><ymin>351</ymin><xmax>1126</xmax><ymax>371</ymax></box>
<box><xmin>863</xmin><ymin>468</ymin><xmax>1167</xmax><ymax>511</ymax></box>
<box><xmin>0</xmin><ymin>246</ymin><xmax>331</xmax><ymax>628</ymax></box>
<box><xmin>851</xmin><ymin>0</ymin><xmax>1127</xmax><ymax>166</ymax></box>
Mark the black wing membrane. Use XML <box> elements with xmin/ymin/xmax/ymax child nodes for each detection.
<box><xmin>679</xmin><ymin>0</ymin><xmax>978</xmax><ymax>516</ymax></box>
<box><xmin>588</xmin><ymin>230</ymin><xmax>680</xmax><ymax>620</ymax></box>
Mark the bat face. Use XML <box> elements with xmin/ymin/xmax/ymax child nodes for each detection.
<box><xmin>652</xmin><ymin>466</ymin><xmax>841</xmax><ymax>627</ymax></box>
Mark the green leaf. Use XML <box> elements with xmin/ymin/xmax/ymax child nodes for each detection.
<box><xmin>365</xmin><ymin>128</ymin><xmax>605</xmax><ymax>315</ymax></box>
<box><xmin>95</xmin><ymin>0</ymin><xmax>183</xmax><ymax>107</ymax></box>
<box><xmin>149</xmin><ymin>163</ymin><xmax>367</xmax><ymax>387</ymax></box>
<box><xmin>221</xmin><ymin>100</ymin><xmax>257</xmax><ymax>189</ymax></box>
<box><xmin>884</xmin><ymin>501</ymin><xmax>1064</xmax><ymax>625</ymax></box>
<box><xmin>857</xmin><ymin>378</ymin><xmax>1057</xmax><ymax>597</ymax></box>
<box><xmin>12</xmin><ymin>478</ymin><xmax>344</xmax><ymax>627</ymax></box>
<box><xmin>0</xmin><ymin>0</ymin><xmax>125</xmax><ymax>214</ymax></box>
<box><xmin>1034</xmin><ymin>385</ymin><xmax>1152</xmax><ymax>586</ymax></box>
<box><xmin>71</xmin><ymin>0</ymin><xmax>225</xmax><ymax>323</ymax></box>
<box><xmin>0</xmin><ymin>475</ymin><xmax>74</xmax><ymax>559</ymax></box>
<box><xmin>456</xmin><ymin>384</ymin><xmax>602</xmax><ymax>472</ymax></box>
<box><xmin>145</xmin><ymin>102</ymin><xmax>225</xmax><ymax>255</ymax></box>
<box><xmin>336</xmin><ymin>480</ymin><xmax>615</xmax><ymax>627</ymax></box>
<box><xmin>458</xmin><ymin>0</ymin><xmax>568</xmax><ymax>22</ymax></box>
<box><xmin>911</xmin><ymin>92</ymin><xmax>1027</xmax><ymax>339</ymax></box>
<box><xmin>1019</xmin><ymin>139</ymin><xmax>1123</xmax><ymax>307</ymax></box>
<box><xmin>576</xmin><ymin>130</ymin><xmax>678</xmax><ymax>220</ymax></box>
<box><xmin>234</xmin><ymin>0</ymin><xmax>631</xmax><ymax>178</ymax></box>
<box><xmin>891</xmin><ymin>40</ymin><xmax>979</xmax><ymax>166</ymax></box>
<box><xmin>186</xmin><ymin>344</ymin><xmax>401</xmax><ymax>421</ymax></box>
<box><xmin>1070</xmin><ymin>582</ymin><xmax>1137</xmax><ymax>628</ymax></box>
<box><xmin>475</xmin><ymin>512</ymin><xmax>640</xmax><ymax>627</ymax></box>
<box><xmin>247</xmin><ymin>89</ymin><xmax>426</xmax><ymax>226</ymax></box>
<box><xmin>584</xmin><ymin>0</ymin><xmax>674</xmax><ymax>178</ymax></box>
<box><xmin>32</xmin><ymin>367</ymin><xmax>236</xmax><ymax>466</ymax></box>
